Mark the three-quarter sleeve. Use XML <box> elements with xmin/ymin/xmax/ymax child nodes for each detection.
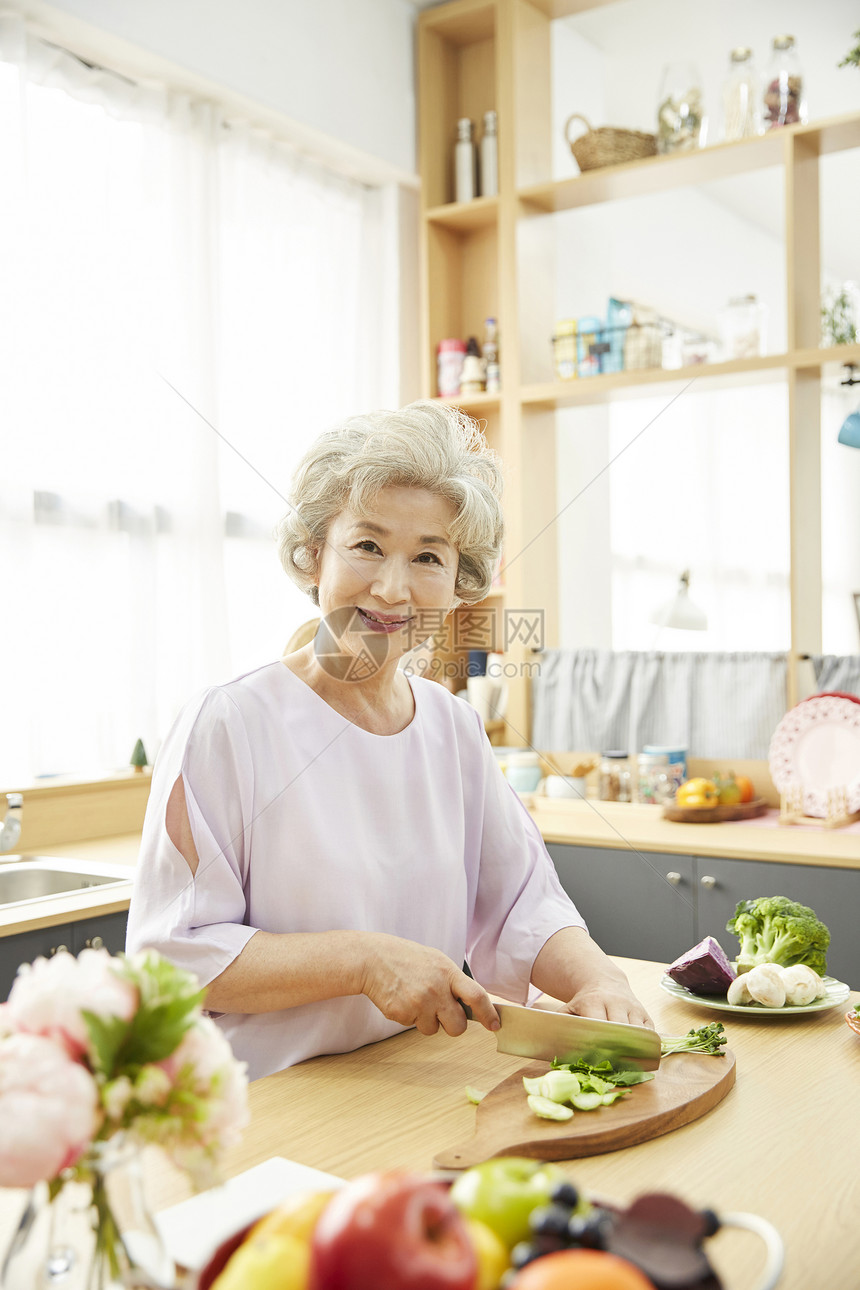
<box><xmin>126</xmin><ymin>687</ymin><xmax>259</xmax><ymax>985</ymax></box>
<box><xmin>463</xmin><ymin>715</ymin><xmax>587</xmax><ymax>1002</ymax></box>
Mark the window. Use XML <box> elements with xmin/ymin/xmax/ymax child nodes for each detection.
<box><xmin>0</xmin><ymin>18</ymin><xmax>387</xmax><ymax>782</ymax></box>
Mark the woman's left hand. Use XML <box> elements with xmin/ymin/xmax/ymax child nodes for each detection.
<box><xmin>562</xmin><ymin>978</ymin><xmax>654</xmax><ymax>1030</ymax></box>
<box><xmin>531</xmin><ymin>926</ymin><xmax>655</xmax><ymax>1031</ymax></box>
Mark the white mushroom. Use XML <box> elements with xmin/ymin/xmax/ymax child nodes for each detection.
<box><xmin>745</xmin><ymin>963</ymin><xmax>787</xmax><ymax>1008</ymax></box>
<box><xmin>726</xmin><ymin>974</ymin><xmax>753</xmax><ymax>1006</ymax></box>
<box><xmin>781</xmin><ymin>964</ymin><xmax>825</xmax><ymax>1006</ymax></box>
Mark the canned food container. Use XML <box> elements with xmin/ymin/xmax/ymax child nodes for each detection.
<box><xmin>642</xmin><ymin>744</ymin><xmax>687</xmax><ymax>780</ymax></box>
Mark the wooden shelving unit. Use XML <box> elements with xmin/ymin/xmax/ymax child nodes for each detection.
<box><xmin>417</xmin><ymin>0</ymin><xmax>860</xmax><ymax>742</ymax></box>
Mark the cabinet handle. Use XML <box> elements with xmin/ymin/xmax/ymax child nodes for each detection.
<box><xmin>84</xmin><ymin>935</ymin><xmax>105</xmax><ymax>950</ymax></box>
<box><xmin>700</xmin><ymin>875</ymin><xmax>717</xmax><ymax>889</ymax></box>
<box><xmin>665</xmin><ymin>871</ymin><xmax>682</xmax><ymax>885</ymax></box>
<box><xmin>49</xmin><ymin>944</ymin><xmax>69</xmax><ymax>956</ymax></box>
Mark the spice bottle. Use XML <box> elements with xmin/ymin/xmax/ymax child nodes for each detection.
<box><xmin>721</xmin><ymin>47</ymin><xmax>762</xmax><ymax>141</ymax></box>
<box><xmin>763</xmin><ymin>35</ymin><xmax>807</xmax><ymax>129</ymax></box>
<box><xmin>437</xmin><ymin>338</ymin><xmax>466</xmax><ymax>398</ymax></box>
<box><xmin>454</xmin><ymin>118</ymin><xmax>477</xmax><ymax>203</ymax></box>
<box><xmin>482</xmin><ymin>317</ymin><xmax>500</xmax><ymax>393</ymax></box>
<box><xmin>598</xmin><ymin>751</ymin><xmax>632</xmax><ymax>803</ymax></box>
<box><xmin>479</xmin><ymin>110</ymin><xmax>498</xmax><ymax>198</ymax></box>
<box><xmin>460</xmin><ymin>336</ymin><xmax>485</xmax><ymax>395</ymax></box>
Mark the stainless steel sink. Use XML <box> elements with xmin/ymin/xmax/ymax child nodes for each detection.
<box><xmin>0</xmin><ymin>856</ymin><xmax>133</xmax><ymax>909</ymax></box>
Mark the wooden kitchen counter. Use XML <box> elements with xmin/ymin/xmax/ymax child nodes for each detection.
<box><xmin>2</xmin><ymin>958</ymin><xmax>852</xmax><ymax>1290</ymax></box>
<box><xmin>529</xmin><ymin>799</ymin><xmax>860</xmax><ymax>869</ymax></box>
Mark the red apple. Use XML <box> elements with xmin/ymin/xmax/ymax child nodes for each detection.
<box><xmin>308</xmin><ymin>1171</ymin><xmax>477</xmax><ymax>1290</ymax></box>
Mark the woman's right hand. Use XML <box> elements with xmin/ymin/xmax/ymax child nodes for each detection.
<box><xmin>359</xmin><ymin>933</ymin><xmax>500</xmax><ymax>1038</ymax></box>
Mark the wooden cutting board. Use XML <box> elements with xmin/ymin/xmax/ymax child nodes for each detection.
<box><xmin>433</xmin><ymin>1050</ymin><xmax>736</xmax><ymax>1170</ymax></box>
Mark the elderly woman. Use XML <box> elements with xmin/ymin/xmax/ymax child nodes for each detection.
<box><xmin>127</xmin><ymin>402</ymin><xmax>652</xmax><ymax>1080</ymax></box>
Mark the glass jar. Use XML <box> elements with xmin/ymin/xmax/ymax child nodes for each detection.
<box><xmin>656</xmin><ymin>62</ymin><xmax>707</xmax><ymax>154</ymax></box>
<box><xmin>637</xmin><ymin>752</ymin><xmax>675</xmax><ymax>805</ymax></box>
<box><xmin>721</xmin><ymin>47</ymin><xmax>762</xmax><ymax>141</ymax></box>
<box><xmin>598</xmin><ymin>751</ymin><xmax>632</xmax><ymax>803</ymax></box>
<box><xmin>763</xmin><ymin>35</ymin><xmax>807</xmax><ymax>130</ymax></box>
<box><xmin>717</xmin><ymin>294</ymin><xmax>768</xmax><ymax>360</ymax></box>
<box><xmin>642</xmin><ymin>745</ymin><xmax>687</xmax><ymax>796</ymax></box>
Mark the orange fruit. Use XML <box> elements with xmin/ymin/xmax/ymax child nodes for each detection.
<box><xmin>734</xmin><ymin>774</ymin><xmax>755</xmax><ymax>803</ymax></box>
<box><xmin>508</xmin><ymin>1248</ymin><xmax>655</xmax><ymax>1290</ymax></box>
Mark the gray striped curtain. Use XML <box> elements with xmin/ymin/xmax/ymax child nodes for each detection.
<box><xmin>811</xmin><ymin>655</ymin><xmax>860</xmax><ymax>697</ymax></box>
<box><xmin>531</xmin><ymin>650</ymin><xmax>788</xmax><ymax>759</ymax></box>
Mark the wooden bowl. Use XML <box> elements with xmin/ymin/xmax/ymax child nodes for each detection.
<box><xmin>662</xmin><ymin>798</ymin><xmax>768</xmax><ymax>824</ymax></box>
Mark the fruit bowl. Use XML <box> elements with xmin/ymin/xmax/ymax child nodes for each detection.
<box><xmin>662</xmin><ymin>798</ymin><xmax>768</xmax><ymax>824</ymax></box>
<box><xmin>192</xmin><ymin>1179</ymin><xmax>785</xmax><ymax>1290</ymax></box>
<box><xmin>846</xmin><ymin>1008</ymin><xmax>860</xmax><ymax>1038</ymax></box>
<box><xmin>196</xmin><ymin>1224</ymin><xmax>254</xmax><ymax>1290</ymax></box>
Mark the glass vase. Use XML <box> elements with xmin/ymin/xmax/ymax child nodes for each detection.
<box><xmin>0</xmin><ymin>1138</ymin><xmax>174</xmax><ymax>1290</ymax></box>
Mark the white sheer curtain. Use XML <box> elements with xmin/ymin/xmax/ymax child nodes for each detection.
<box><xmin>0</xmin><ymin>14</ymin><xmax>384</xmax><ymax>783</ymax></box>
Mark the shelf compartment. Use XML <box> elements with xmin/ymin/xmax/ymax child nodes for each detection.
<box><xmin>418</xmin><ymin>1</ymin><xmax>497</xmax><ymax>211</ymax></box>
<box><xmin>426</xmin><ymin>195</ymin><xmax>499</xmax><ymax>232</ymax></box>
<box><xmin>425</xmin><ymin>219</ymin><xmax>499</xmax><ymax>395</ymax></box>
<box><xmin>518</xmin><ymin>110</ymin><xmax>860</xmax><ymax>215</ymax></box>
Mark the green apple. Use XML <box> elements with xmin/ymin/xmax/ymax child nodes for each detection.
<box><xmin>449</xmin><ymin>1157</ymin><xmax>568</xmax><ymax>1250</ymax></box>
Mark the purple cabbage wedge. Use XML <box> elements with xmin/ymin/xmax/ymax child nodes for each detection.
<box><xmin>667</xmin><ymin>936</ymin><xmax>737</xmax><ymax>995</ymax></box>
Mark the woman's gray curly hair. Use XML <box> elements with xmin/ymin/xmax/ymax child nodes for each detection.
<box><xmin>276</xmin><ymin>401</ymin><xmax>503</xmax><ymax>606</ymax></box>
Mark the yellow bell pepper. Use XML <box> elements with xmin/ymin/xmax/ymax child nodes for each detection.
<box><xmin>676</xmin><ymin>778</ymin><xmax>719</xmax><ymax>809</ymax></box>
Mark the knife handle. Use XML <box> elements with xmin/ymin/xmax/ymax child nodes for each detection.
<box><xmin>456</xmin><ymin>996</ymin><xmax>474</xmax><ymax>1021</ymax></box>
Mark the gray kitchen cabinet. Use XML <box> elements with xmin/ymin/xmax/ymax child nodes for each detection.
<box><xmin>546</xmin><ymin>844</ymin><xmax>696</xmax><ymax>964</ymax></box>
<box><xmin>694</xmin><ymin>856</ymin><xmax>860</xmax><ymax>990</ymax></box>
<box><xmin>0</xmin><ymin>910</ymin><xmax>129</xmax><ymax>1001</ymax></box>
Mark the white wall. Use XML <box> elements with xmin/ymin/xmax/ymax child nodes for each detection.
<box><xmin>17</xmin><ymin>0</ymin><xmax>419</xmax><ymax>180</ymax></box>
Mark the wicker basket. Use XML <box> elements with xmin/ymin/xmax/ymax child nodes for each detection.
<box><xmin>564</xmin><ymin>113</ymin><xmax>657</xmax><ymax>172</ymax></box>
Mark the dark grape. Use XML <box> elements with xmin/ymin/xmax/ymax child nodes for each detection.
<box><xmin>549</xmin><ymin>1180</ymin><xmax>580</xmax><ymax>1210</ymax></box>
<box><xmin>510</xmin><ymin>1241</ymin><xmax>542</xmax><ymax>1271</ymax></box>
<box><xmin>529</xmin><ymin>1203</ymin><xmax>574</xmax><ymax>1239</ymax></box>
<box><xmin>567</xmin><ymin>1210</ymin><xmax>612</xmax><ymax>1249</ymax></box>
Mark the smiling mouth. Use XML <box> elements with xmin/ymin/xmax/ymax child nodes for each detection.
<box><xmin>356</xmin><ymin>607</ymin><xmax>413</xmax><ymax>633</ymax></box>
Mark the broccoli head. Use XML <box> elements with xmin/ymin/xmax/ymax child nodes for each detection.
<box><xmin>726</xmin><ymin>895</ymin><xmax>830</xmax><ymax>975</ymax></box>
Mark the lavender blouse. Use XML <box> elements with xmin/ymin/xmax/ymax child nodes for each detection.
<box><xmin>126</xmin><ymin>661</ymin><xmax>586</xmax><ymax>1080</ymax></box>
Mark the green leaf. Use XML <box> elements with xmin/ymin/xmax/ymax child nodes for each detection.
<box><xmin>611</xmin><ymin>1070</ymin><xmax>656</xmax><ymax>1086</ymax></box>
<box><xmin>83</xmin><ymin>1011</ymin><xmax>133</xmax><ymax>1077</ymax></box>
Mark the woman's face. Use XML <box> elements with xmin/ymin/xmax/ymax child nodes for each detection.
<box><xmin>313</xmin><ymin>486</ymin><xmax>458</xmax><ymax>675</ymax></box>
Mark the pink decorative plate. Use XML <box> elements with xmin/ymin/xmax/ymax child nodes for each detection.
<box><xmin>768</xmin><ymin>694</ymin><xmax>860</xmax><ymax>818</ymax></box>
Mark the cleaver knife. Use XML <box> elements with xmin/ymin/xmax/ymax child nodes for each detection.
<box><xmin>459</xmin><ymin>1001</ymin><xmax>661</xmax><ymax>1071</ymax></box>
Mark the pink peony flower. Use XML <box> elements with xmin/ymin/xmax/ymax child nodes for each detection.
<box><xmin>0</xmin><ymin>1033</ymin><xmax>100</xmax><ymax>1187</ymax></box>
<box><xmin>161</xmin><ymin>1016</ymin><xmax>250</xmax><ymax>1150</ymax></box>
<box><xmin>7</xmin><ymin>948</ymin><xmax>138</xmax><ymax>1059</ymax></box>
<box><xmin>0</xmin><ymin>1003</ymin><xmax>16</xmax><ymax>1039</ymax></box>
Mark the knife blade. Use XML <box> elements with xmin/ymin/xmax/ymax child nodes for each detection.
<box><xmin>459</xmin><ymin>1001</ymin><xmax>661</xmax><ymax>1071</ymax></box>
